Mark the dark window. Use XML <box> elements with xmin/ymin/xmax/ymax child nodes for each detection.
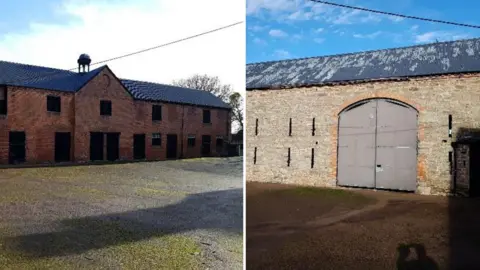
<box><xmin>254</xmin><ymin>147</ymin><xmax>257</xmax><ymax>165</ymax></box>
<box><xmin>287</xmin><ymin>147</ymin><xmax>291</xmax><ymax>167</ymax></box>
<box><xmin>289</xmin><ymin>118</ymin><xmax>292</xmax><ymax>136</ymax></box>
<box><xmin>100</xmin><ymin>100</ymin><xmax>112</xmax><ymax>116</ymax></box>
<box><xmin>152</xmin><ymin>105</ymin><xmax>162</xmax><ymax>121</ymax></box>
<box><xmin>312</xmin><ymin>118</ymin><xmax>316</xmax><ymax>136</ymax></box>
<box><xmin>203</xmin><ymin>110</ymin><xmax>211</xmax><ymax>124</ymax></box>
<box><xmin>47</xmin><ymin>96</ymin><xmax>61</xmax><ymax>112</ymax></box>
<box><xmin>152</xmin><ymin>133</ymin><xmax>161</xmax><ymax>146</ymax></box>
<box><xmin>448</xmin><ymin>114</ymin><xmax>452</xmax><ymax>138</ymax></box>
<box><xmin>187</xmin><ymin>135</ymin><xmax>196</xmax><ymax>147</ymax></box>
<box><xmin>0</xmin><ymin>86</ymin><xmax>6</xmax><ymax>115</ymax></box>
<box><xmin>255</xmin><ymin>118</ymin><xmax>258</xmax><ymax>135</ymax></box>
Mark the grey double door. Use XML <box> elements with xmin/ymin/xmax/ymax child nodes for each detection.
<box><xmin>337</xmin><ymin>99</ymin><xmax>418</xmax><ymax>191</ymax></box>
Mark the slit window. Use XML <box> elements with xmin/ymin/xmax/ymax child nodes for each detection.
<box><xmin>187</xmin><ymin>135</ymin><xmax>196</xmax><ymax>147</ymax></box>
<box><xmin>0</xmin><ymin>86</ymin><xmax>6</xmax><ymax>115</ymax></box>
<box><xmin>289</xmin><ymin>118</ymin><xmax>292</xmax><ymax>136</ymax></box>
<box><xmin>100</xmin><ymin>100</ymin><xmax>112</xmax><ymax>116</ymax></box>
<box><xmin>448</xmin><ymin>114</ymin><xmax>452</xmax><ymax>138</ymax></box>
<box><xmin>47</xmin><ymin>96</ymin><xmax>61</xmax><ymax>112</ymax></box>
<box><xmin>152</xmin><ymin>105</ymin><xmax>162</xmax><ymax>121</ymax></box>
<box><xmin>152</xmin><ymin>133</ymin><xmax>161</xmax><ymax>146</ymax></box>
<box><xmin>255</xmin><ymin>118</ymin><xmax>258</xmax><ymax>136</ymax></box>
<box><xmin>311</xmin><ymin>148</ymin><xmax>315</xmax><ymax>168</ymax></box>
<box><xmin>254</xmin><ymin>147</ymin><xmax>257</xmax><ymax>165</ymax></box>
<box><xmin>203</xmin><ymin>110</ymin><xmax>211</xmax><ymax>124</ymax></box>
<box><xmin>287</xmin><ymin>147</ymin><xmax>291</xmax><ymax>167</ymax></box>
<box><xmin>312</xmin><ymin>118</ymin><xmax>316</xmax><ymax>136</ymax></box>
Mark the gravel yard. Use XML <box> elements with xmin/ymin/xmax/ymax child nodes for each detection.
<box><xmin>247</xmin><ymin>182</ymin><xmax>480</xmax><ymax>270</ymax></box>
<box><xmin>0</xmin><ymin>157</ymin><xmax>243</xmax><ymax>270</ymax></box>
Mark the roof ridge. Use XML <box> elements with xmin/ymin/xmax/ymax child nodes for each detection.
<box><xmin>247</xmin><ymin>37</ymin><xmax>480</xmax><ymax>66</ymax></box>
<box><xmin>121</xmin><ymin>78</ymin><xmax>209</xmax><ymax>93</ymax></box>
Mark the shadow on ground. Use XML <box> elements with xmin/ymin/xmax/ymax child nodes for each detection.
<box><xmin>2</xmin><ymin>188</ymin><xmax>242</xmax><ymax>258</ymax></box>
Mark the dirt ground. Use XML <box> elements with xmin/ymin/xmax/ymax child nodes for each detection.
<box><xmin>247</xmin><ymin>182</ymin><xmax>480</xmax><ymax>270</ymax></box>
<box><xmin>0</xmin><ymin>157</ymin><xmax>243</xmax><ymax>270</ymax></box>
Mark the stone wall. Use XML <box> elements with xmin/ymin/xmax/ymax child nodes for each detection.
<box><xmin>246</xmin><ymin>73</ymin><xmax>480</xmax><ymax>195</ymax></box>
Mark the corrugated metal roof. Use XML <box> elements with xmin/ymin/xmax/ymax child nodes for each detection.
<box><xmin>0</xmin><ymin>60</ymin><xmax>230</xmax><ymax>109</ymax></box>
<box><xmin>246</xmin><ymin>38</ymin><xmax>480</xmax><ymax>89</ymax></box>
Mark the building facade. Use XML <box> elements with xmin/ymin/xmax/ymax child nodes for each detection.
<box><xmin>246</xmin><ymin>38</ymin><xmax>480</xmax><ymax>196</ymax></box>
<box><xmin>0</xmin><ymin>55</ymin><xmax>230</xmax><ymax>165</ymax></box>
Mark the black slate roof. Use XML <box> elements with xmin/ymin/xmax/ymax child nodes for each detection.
<box><xmin>246</xmin><ymin>38</ymin><xmax>480</xmax><ymax>89</ymax></box>
<box><xmin>0</xmin><ymin>60</ymin><xmax>230</xmax><ymax>109</ymax></box>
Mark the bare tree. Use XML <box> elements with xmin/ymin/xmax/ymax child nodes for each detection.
<box><xmin>172</xmin><ymin>74</ymin><xmax>232</xmax><ymax>102</ymax></box>
<box><xmin>229</xmin><ymin>92</ymin><xmax>244</xmax><ymax>131</ymax></box>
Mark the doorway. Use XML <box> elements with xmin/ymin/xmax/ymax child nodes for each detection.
<box><xmin>201</xmin><ymin>135</ymin><xmax>211</xmax><ymax>157</ymax></box>
<box><xmin>106</xmin><ymin>133</ymin><xmax>120</xmax><ymax>161</ymax></box>
<box><xmin>90</xmin><ymin>132</ymin><xmax>104</xmax><ymax>161</ymax></box>
<box><xmin>337</xmin><ymin>99</ymin><xmax>418</xmax><ymax>191</ymax></box>
<box><xmin>9</xmin><ymin>131</ymin><xmax>26</xmax><ymax>164</ymax></box>
<box><xmin>166</xmin><ymin>134</ymin><xmax>178</xmax><ymax>159</ymax></box>
<box><xmin>133</xmin><ymin>134</ymin><xmax>146</xmax><ymax>159</ymax></box>
<box><xmin>55</xmin><ymin>132</ymin><xmax>71</xmax><ymax>162</ymax></box>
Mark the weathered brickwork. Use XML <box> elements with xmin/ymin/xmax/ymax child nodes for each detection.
<box><xmin>246</xmin><ymin>74</ymin><xmax>480</xmax><ymax>195</ymax></box>
<box><xmin>0</xmin><ymin>67</ymin><xmax>230</xmax><ymax>165</ymax></box>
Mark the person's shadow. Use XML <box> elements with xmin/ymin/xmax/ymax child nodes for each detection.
<box><xmin>397</xmin><ymin>243</ymin><xmax>439</xmax><ymax>270</ymax></box>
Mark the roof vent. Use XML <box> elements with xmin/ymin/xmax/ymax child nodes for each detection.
<box><xmin>77</xmin><ymin>54</ymin><xmax>91</xmax><ymax>73</ymax></box>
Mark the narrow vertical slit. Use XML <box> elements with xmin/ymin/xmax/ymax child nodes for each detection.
<box><xmin>287</xmin><ymin>147</ymin><xmax>291</xmax><ymax>167</ymax></box>
<box><xmin>311</xmin><ymin>148</ymin><xmax>315</xmax><ymax>168</ymax></box>
<box><xmin>289</xmin><ymin>118</ymin><xmax>292</xmax><ymax>136</ymax></box>
<box><xmin>255</xmin><ymin>118</ymin><xmax>258</xmax><ymax>136</ymax></box>
<box><xmin>449</xmin><ymin>151</ymin><xmax>453</xmax><ymax>175</ymax></box>
<box><xmin>448</xmin><ymin>114</ymin><xmax>452</xmax><ymax>138</ymax></box>
<box><xmin>254</xmin><ymin>147</ymin><xmax>257</xmax><ymax>165</ymax></box>
<box><xmin>312</xmin><ymin>118</ymin><xmax>316</xmax><ymax>136</ymax></box>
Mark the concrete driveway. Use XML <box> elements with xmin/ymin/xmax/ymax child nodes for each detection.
<box><xmin>0</xmin><ymin>157</ymin><xmax>243</xmax><ymax>270</ymax></box>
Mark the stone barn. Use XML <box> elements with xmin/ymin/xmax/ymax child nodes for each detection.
<box><xmin>246</xmin><ymin>38</ymin><xmax>480</xmax><ymax>196</ymax></box>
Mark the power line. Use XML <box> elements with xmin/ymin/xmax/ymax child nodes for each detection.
<box><xmin>1</xmin><ymin>21</ymin><xmax>244</xmax><ymax>86</ymax></box>
<box><xmin>310</xmin><ymin>0</ymin><xmax>480</xmax><ymax>29</ymax></box>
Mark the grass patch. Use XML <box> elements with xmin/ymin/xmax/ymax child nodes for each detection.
<box><xmin>0</xmin><ymin>218</ymin><xmax>202</xmax><ymax>269</ymax></box>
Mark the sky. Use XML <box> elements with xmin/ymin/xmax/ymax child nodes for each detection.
<box><xmin>0</xmin><ymin>0</ymin><xmax>245</xmax><ymax>96</ymax></box>
<box><xmin>246</xmin><ymin>0</ymin><xmax>480</xmax><ymax>64</ymax></box>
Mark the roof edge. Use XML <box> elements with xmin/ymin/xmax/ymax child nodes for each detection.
<box><xmin>246</xmin><ymin>37</ymin><xmax>480</xmax><ymax>66</ymax></box>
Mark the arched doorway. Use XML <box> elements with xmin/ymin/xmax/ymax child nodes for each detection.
<box><xmin>337</xmin><ymin>98</ymin><xmax>418</xmax><ymax>191</ymax></box>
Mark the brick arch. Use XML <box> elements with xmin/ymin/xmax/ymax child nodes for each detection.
<box><xmin>335</xmin><ymin>92</ymin><xmax>422</xmax><ymax>116</ymax></box>
<box><xmin>328</xmin><ymin>93</ymin><xmax>427</xmax><ymax>187</ymax></box>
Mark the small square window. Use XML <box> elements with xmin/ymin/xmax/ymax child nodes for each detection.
<box><xmin>152</xmin><ymin>133</ymin><xmax>161</xmax><ymax>146</ymax></box>
<box><xmin>47</xmin><ymin>96</ymin><xmax>61</xmax><ymax>112</ymax></box>
<box><xmin>152</xmin><ymin>105</ymin><xmax>162</xmax><ymax>121</ymax></box>
<box><xmin>100</xmin><ymin>100</ymin><xmax>112</xmax><ymax>116</ymax></box>
<box><xmin>203</xmin><ymin>110</ymin><xmax>211</xmax><ymax>124</ymax></box>
<box><xmin>187</xmin><ymin>135</ymin><xmax>196</xmax><ymax>147</ymax></box>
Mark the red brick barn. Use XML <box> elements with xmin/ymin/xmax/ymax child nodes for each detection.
<box><xmin>0</xmin><ymin>54</ymin><xmax>231</xmax><ymax>165</ymax></box>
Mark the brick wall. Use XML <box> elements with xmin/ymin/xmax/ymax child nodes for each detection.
<box><xmin>0</xmin><ymin>67</ymin><xmax>230</xmax><ymax>165</ymax></box>
<box><xmin>246</xmin><ymin>74</ymin><xmax>480</xmax><ymax>195</ymax></box>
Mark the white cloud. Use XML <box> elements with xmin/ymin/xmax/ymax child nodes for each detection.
<box><xmin>0</xmin><ymin>0</ymin><xmax>245</xmax><ymax>95</ymax></box>
<box><xmin>314</xmin><ymin>28</ymin><xmax>324</xmax><ymax>33</ymax></box>
<box><xmin>273</xmin><ymin>49</ymin><xmax>291</xmax><ymax>59</ymax></box>
<box><xmin>414</xmin><ymin>31</ymin><xmax>471</xmax><ymax>43</ymax></box>
<box><xmin>249</xmin><ymin>25</ymin><xmax>268</xmax><ymax>32</ymax></box>
<box><xmin>253</xmin><ymin>37</ymin><xmax>268</xmax><ymax>45</ymax></box>
<box><xmin>292</xmin><ymin>34</ymin><xmax>303</xmax><ymax>40</ymax></box>
<box><xmin>246</xmin><ymin>0</ymin><xmax>303</xmax><ymax>15</ymax></box>
<box><xmin>287</xmin><ymin>10</ymin><xmax>314</xmax><ymax>20</ymax></box>
<box><xmin>411</xmin><ymin>25</ymin><xmax>419</xmax><ymax>31</ymax></box>
<box><xmin>269</xmin><ymin>29</ymin><xmax>288</xmax><ymax>38</ymax></box>
<box><xmin>353</xmin><ymin>31</ymin><xmax>382</xmax><ymax>39</ymax></box>
<box><xmin>388</xmin><ymin>16</ymin><xmax>404</xmax><ymax>22</ymax></box>
<box><xmin>313</xmin><ymin>38</ymin><xmax>325</xmax><ymax>44</ymax></box>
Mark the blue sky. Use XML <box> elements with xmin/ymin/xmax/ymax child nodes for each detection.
<box><xmin>246</xmin><ymin>0</ymin><xmax>480</xmax><ymax>64</ymax></box>
<box><xmin>0</xmin><ymin>0</ymin><xmax>244</xmax><ymax>94</ymax></box>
